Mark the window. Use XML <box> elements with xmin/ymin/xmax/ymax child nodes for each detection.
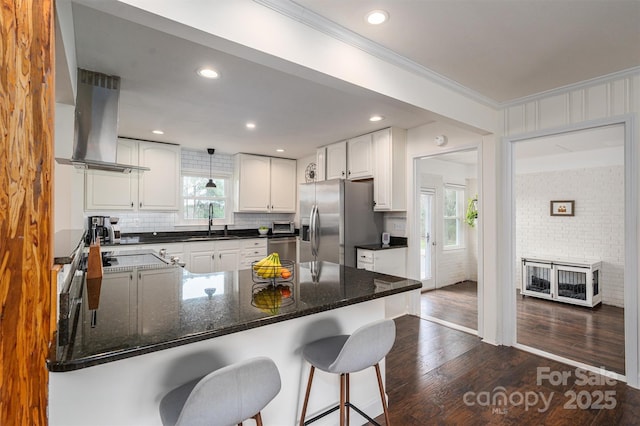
<box><xmin>181</xmin><ymin>173</ymin><xmax>231</xmax><ymax>224</ymax></box>
<box><xmin>443</xmin><ymin>185</ymin><xmax>465</xmax><ymax>249</ymax></box>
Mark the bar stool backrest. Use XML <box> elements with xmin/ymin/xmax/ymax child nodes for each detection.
<box><xmin>164</xmin><ymin>356</ymin><xmax>281</xmax><ymax>426</ymax></box>
<box><xmin>328</xmin><ymin>319</ymin><xmax>396</xmax><ymax>374</ymax></box>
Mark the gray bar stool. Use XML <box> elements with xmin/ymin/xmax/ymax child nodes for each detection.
<box><xmin>159</xmin><ymin>356</ymin><xmax>281</xmax><ymax>426</ymax></box>
<box><xmin>299</xmin><ymin>319</ymin><xmax>396</xmax><ymax>426</ymax></box>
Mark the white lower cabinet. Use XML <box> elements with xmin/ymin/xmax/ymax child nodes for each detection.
<box><xmin>521</xmin><ymin>257</ymin><xmax>602</xmax><ymax>307</ymax></box>
<box><xmin>184</xmin><ymin>239</ymin><xmax>268</xmax><ymax>273</ymax></box>
<box><xmin>82</xmin><ymin>266</ymin><xmax>180</xmax><ymax>344</ymax></box>
<box><xmin>138</xmin><ymin>268</ymin><xmax>180</xmax><ymax>335</ymax></box>
<box><xmin>239</xmin><ymin>238</ymin><xmax>268</xmax><ymax>269</ymax></box>
<box><xmin>186</xmin><ymin>240</ymin><xmax>241</xmax><ymax>273</ymax></box>
<box><xmin>356</xmin><ymin>247</ymin><xmax>407</xmax><ymax>277</ymax></box>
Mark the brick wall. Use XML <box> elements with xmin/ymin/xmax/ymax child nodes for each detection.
<box><xmin>515</xmin><ymin>165</ymin><xmax>624</xmax><ymax>307</ymax></box>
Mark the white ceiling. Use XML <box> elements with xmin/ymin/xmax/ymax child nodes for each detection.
<box><xmin>293</xmin><ymin>0</ymin><xmax>640</xmax><ymax>103</ymax></box>
<box><xmin>62</xmin><ymin>1</ymin><xmax>639</xmax><ymax>160</ymax></box>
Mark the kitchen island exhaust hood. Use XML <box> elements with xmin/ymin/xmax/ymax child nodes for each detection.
<box><xmin>55</xmin><ymin>69</ymin><xmax>149</xmax><ymax>173</ymax></box>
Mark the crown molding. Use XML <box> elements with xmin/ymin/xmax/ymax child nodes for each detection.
<box><xmin>254</xmin><ymin>0</ymin><xmax>500</xmax><ymax>109</ymax></box>
<box><xmin>255</xmin><ymin>0</ymin><xmax>639</xmax><ymax>113</ymax></box>
<box><xmin>500</xmin><ymin>66</ymin><xmax>640</xmax><ymax>108</ymax></box>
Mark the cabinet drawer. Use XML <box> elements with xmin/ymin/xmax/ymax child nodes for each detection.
<box><xmin>357</xmin><ymin>249</ymin><xmax>374</xmax><ymax>262</ymax></box>
<box><xmin>242</xmin><ymin>247</ymin><xmax>267</xmax><ymax>257</ymax></box>
<box><xmin>241</xmin><ymin>238</ymin><xmax>268</xmax><ymax>249</ymax></box>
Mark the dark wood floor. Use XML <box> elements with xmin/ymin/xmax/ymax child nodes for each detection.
<box><xmin>420</xmin><ymin>281</ymin><xmax>625</xmax><ymax>374</ymax></box>
<box><xmin>421</xmin><ymin>280</ymin><xmax>478</xmax><ymax>330</ymax></box>
<box><xmin>372</xmin><ymin>315</ymin><xmax>640</xmax><ymax>425</ymax></box>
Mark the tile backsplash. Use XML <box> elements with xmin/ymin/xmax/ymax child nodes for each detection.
<box><xmin>86</xmin><ymin>148</ymin><xmax>295</xmax><ymax>234</ymax></box>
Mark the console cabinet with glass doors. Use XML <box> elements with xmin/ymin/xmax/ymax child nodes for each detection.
<box><xmin>521</xmin><ymin>257</ymin><xmax>601</xmax><ymax>307</ymax></box>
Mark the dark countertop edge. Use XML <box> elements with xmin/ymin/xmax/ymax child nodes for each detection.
<box><xmin>354</xmin><ymin>243</ymin><xmax>408</xmax><ymax>250</ymax></box>
<box><xmin>109</xmin><ymin>230</ymin><xmax>298</xmax><ymax>246</ymax></box>
<box><xmin>46</xmin><ymin>281</ymin><xmax>421</xmax><ymax>372</ymax></box>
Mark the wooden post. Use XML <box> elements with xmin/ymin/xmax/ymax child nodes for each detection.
<box><xmin>0</xmin><ymin>1</ymin><xmax>54</xmax><ymax>424</ymax></box>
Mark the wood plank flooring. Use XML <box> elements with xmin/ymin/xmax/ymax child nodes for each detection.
<box><xmin>372</xmin><ymin>315</ymin><xmax>640</xmax><ymax>425</ymax></box>
<box><xmin>420</xmin><ymin>281</ymin><xmax>478</xmax><ymax>330</ymax></box>
<box><xmin>420</xmin><ymin>281</ymin><xmax>625</xmax><ymax>374</ymax></box>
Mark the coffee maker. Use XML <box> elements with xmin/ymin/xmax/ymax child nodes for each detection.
<box><xmin>86</xmin><ymin>216</ymin><xmax>110</xmax><ymax>244</ymax></box>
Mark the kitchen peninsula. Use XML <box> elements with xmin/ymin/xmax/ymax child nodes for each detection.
<box><xmin>48</xmin><ymin>257</ymin><xmax>421</xmax><ymax>425</ymax></box>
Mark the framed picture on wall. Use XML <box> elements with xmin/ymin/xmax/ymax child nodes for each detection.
<box><xmin>550</xmin><ymin>200</ymin><xmax>575</xmax><ymax>216</ymax></box>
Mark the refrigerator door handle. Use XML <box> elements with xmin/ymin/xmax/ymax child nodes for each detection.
<box><xmin>310</xmin><ymin>204</ymin><xmax>318</xmax><ymax>256</ymax></box>
<box><xmin>312</xmin><ymin>205</ymin><xmax>320</xmax><ymax>256</ymax></box>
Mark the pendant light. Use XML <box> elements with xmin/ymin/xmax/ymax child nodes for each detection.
<box><xmin>206</xmin><ymin>148</ymin><xmax>216</xmax><ymax>188</ymax></box>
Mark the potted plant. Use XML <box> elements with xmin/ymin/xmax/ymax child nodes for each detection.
<box><xmin>466</xmin><ymin>197</ymin><xmax>478</xmax><ymax>227</ymax></box>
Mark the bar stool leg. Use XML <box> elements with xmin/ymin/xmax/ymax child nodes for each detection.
<box><xmin>251</xmin><ymin>412</ymin><xmax>263</xmax><ymax>426</ymax></box>
<box><xmin>345</xmin><ymin>373</ymin><xmax>350</xmax><ymax>426</ymax></box>
<box><xmin>300</xmin><ymin>366</ymin><xmax>316</xmax><ymax>426</ymax></box>
<box><xmin>374</xmin><ymin>363</ymin><xmax>391</xmax><ymax>426</ymax></box>
<box><xmin>339</xmin><ymin>373</ymin><xmax>345</xmax><ymax>426</ymax></box>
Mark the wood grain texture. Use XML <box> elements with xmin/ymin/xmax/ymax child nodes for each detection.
<box><xmin>372</xmin><ymin>316</ymin><xmax>640</xmax><ymax>425</ymax></box>
<box><xmin>0</xmin><ymin>1</ymin><xmax>54</xmax><ymax>424</ymax></box>
<box><xmin>420</xmin><ymin>281</ymin><xmax>625</xmax><ymax>374</ymax></box>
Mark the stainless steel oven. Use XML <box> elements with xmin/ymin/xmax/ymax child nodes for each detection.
<box><xmin>267</xmin><ymin>237</ymin><xmax>297</xmax><ymax>262</ymax></box>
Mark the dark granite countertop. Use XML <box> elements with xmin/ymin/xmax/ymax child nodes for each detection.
<box><xmin>355</xmin><ymin>236</ymin><xmax>408</xmax><ymax>251</ymax></box>
<box><xmin>110</xmin><ymin>229</ymin><xmax>298</xmax><ymax>246</ymax></box>
<box><xmin>48</xmin><ymin>261</ymin><xmax>420</xmax><ymax>372</ymax></box>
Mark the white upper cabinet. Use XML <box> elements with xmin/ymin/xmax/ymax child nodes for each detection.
<box><xmin>85</xmin><ymin>138</ymin><xmax>137</xmax><ymax>210</ymax></box>
<box><xmin>315</xmin><ymin>147</ymin><xmax>326</xmax><ymax>181</ymax></box>
<box><xmin>138</xmin><ymin>141</ymin><xmax>180</xmax><ymax>211</ymax></box>
<box><xmin>234</xmin><ymin>154</ymin><xmax>296</xmax><ymax>213</ymax></box>
<box><xmin>323</xmin><ymin>136</ymin><xmax>373</xmax><ymax>181</ymax></box>
<box><xmin>325</xmin><ymin>141</ymin><xmax>347</xmax><ymax>180</ymax></box>
<box><xmin>372</xmin><ymin>127</ymin><xmax>406</xmax><ymax>211</ymax></box>
<box><xmin>346</xmin><ymin>133</ymin><xmax>373</xmax><ymax>180</ymax></box>
<box><xmin>269</xmin><ymin>157</ymin><xmax>297</xmax><ymax>212</ymax></box>
<box><xmin>85</xmin><ymin>138</ymin><xmax>180</xmax><ymax>211</ymax></box>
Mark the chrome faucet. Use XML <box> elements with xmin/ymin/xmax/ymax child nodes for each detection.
<box><xmin>208</xmin><ymin>203</ymin><xmax>214</xmax><ymax>236</ymax></box>
<box><xmin>224</xmin><ymin>224</ymin><xmax>228</xmax><ymax>236</ymax></box>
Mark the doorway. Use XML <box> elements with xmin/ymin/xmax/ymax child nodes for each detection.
<box><xmin>419</xmin><ymin>189</ymin><xmax>435</xmax><ymax>289</ymax></box>
<box><xmin>415</xmin><ymin>148</ymin><xmax>480</xmax><ymax>333</ymax></box>
<box><xmin>510</xmin><ymin>123</ymin><xmax>628</xmax><ymax>377</ymax></box>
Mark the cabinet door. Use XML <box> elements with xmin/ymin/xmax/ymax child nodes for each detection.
<box><xmin>85</xmin><ymin>138</ymin><xmax>137</xmax><ymax>210</ymax></box>
<box><xmin>347</xmin><ymin>134</ymin><xmax>373</xmax><ymax>180</ymax></box>
<box><xmin>316</xmin><ymin>147</ymin><xmax>326</xmax><ymax>181</ymax></box>
<box><xmin>326</xmin><ymin>141</ymin><xmax>347</xmax><ymax>180</ymax></box>
<box><xmin>138</xmin><ymin>142</ymin><xmax>180</xmax><ymax>210</ymax></box>
<box><xmin>236</xmin><ymin>154</ymin><xmax>271</xmax><ymax>212</ymax></box>
<box><xmin>555</xmin><ymin>265</ymin><xmax>591</xmax><ymax>305</ymax></box>
<box><xmin>215</xmin><ymin>249</ymin><xmax>241</xmax><ymax>272</ymax></box>
<box><xmin>372</xmin><ymin>129</ymin><xmax>391</xmax><ymax>210</ymax></box>
<box><xmin>373</xmin><ymin>248</ymin><xmax>407</xmax><ymax>276</ymax></box>
<box><xmin>138</xmin><ymin>268</ymin><xmax>180</xmax><ymax>335</ymax></box>
<box><xmin>269</xmin><ymin>158</ymin><xmax>297</xmax><ymax>212</ymax></box>
<box><xmin>82</xmin><ymin>271</ymin><xmax>135</xmax><ymax>347</ymax></box>
<box><xmin>521</xmin><ymin>261</ymin><xmax>554</xmax><ymax>300</ymax></box>
<box><xmin>189</xmin><ymin>249</ymin><xmax>216</xmax><ymax>273</ymax></box>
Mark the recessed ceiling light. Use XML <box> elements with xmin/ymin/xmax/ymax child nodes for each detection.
<box><xmin>369</xmin><ymin>115</ymin><xmax>384</xmax><ymax>122</ymax></box>
<box><xmin>366</xmin><ymin>10</ymin><xmax>388</xmax><ymax>25</ymax></box>
<box><xmin>197</xmin><ymin>67</ymin><xmax>219</xmax><ymax>79</ymax></box>
<box><xmin>276</xmin><ymin>149</ymin><xmax>284</xmax><ymax>153</ymax></box>
<box><xmin>152</xmin><ymin>130</ymin><xmax>164</xmax><ymax>135</ymax></box>
<box><xmin>246</xmin><ymin>122</ymin><xmax>256</xmax><ymax>129</ymax></box>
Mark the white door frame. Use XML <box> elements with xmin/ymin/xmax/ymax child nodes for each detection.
<box><xmin>410</xmin><ymin>144</ymin><xmax>483</xmax><ymax>337</ymax></box>
<box><xmin>419</xmin><ymin>187</ymin><xmax>436</xmax><ymax>289</ymax></box>
<box><xmin>500</xmin><ymin>114</ymin><xmax>638</xmax><ymax>387</ymax></box>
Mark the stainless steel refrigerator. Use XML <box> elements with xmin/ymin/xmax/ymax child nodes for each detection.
<box><xmin>299</xmin><ymin>179</ymin><xmax>382</xmax><ymax>267</ymax></box>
